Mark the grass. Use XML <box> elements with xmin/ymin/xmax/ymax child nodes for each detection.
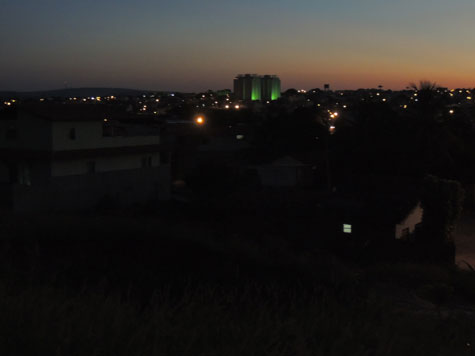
<box><xmin>0</xmin><ymin>282</ymin><xmax>474</xmax><ymax>356</ymax></box>
<box><xmin>0</xmin><ymin>212</ymin><xmax>475</xmax><ymax>355</ymax></box>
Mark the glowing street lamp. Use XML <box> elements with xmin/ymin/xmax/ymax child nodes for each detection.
<box><xmin>195</xmin><ymin>116</ymin><xmax>205</xmax><ymax>125</ymax></box>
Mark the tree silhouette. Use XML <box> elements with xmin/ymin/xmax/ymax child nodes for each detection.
<box><xmin>330</xmin><ymin>79</ymin><xmax>472</xmax><ymax>184</ymax></box>
<box><xmin>409</xmin><ymin>80</ymin><xmax>438</xmax><ymax>92</ymax></box>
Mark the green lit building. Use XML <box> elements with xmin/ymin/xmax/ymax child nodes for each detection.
<box><xmin>261</xmin><ymin>75</ymin><xmax>281</xmax><ymax>101</ymax></box>
<box><xmin>234</xmin><ymin>74</ymin><xmax>281</xmax><ymax>101</ymax></box>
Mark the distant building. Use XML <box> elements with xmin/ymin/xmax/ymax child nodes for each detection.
<box><xmin>234</xmin><ymin>74</ymin><xmax>281</xmax><ymax>101</ymax></box>
<box><xmin>0</xmin><ymin>104</ymin><xmax>170</xmax><ymax>212</ymax></box>
<box><xmin>234</xmin><ymin>74</ymin><xmax>262</xmax><ymax>101</ymax></box>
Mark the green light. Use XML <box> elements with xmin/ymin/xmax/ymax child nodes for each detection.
<box><xmin>251</xmin><ymin>77</ymin><xmax>261</xmax><ymax>101</ymax></box>
<box><xmin>271</xmin><ymin>80</ymin><xmax>281</xmax><ymax>101</ymax></box>
<box><xmin>234</xmin><ymin>74</ymin><xmax>280</xmax><ymax>101</ymax></box>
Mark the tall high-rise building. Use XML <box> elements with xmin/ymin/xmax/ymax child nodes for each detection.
<box><xmin>233</xmin><ymin>74</ymin><xmax>261</xmax><ymax>101</ymax></box>
<box><xmin>234</xmin><ymin>74</ymin><xmax>281</xmax><ymax>101</ymax></box>
<box><xmin>261</xmin><ymin>75</ymin><xmax>281</xmax><ymax>101</ymax></box>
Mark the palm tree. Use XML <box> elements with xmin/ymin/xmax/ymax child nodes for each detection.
<box><xmin>409</xmin><ymin>80</ymin><xmax>438</xmax><ymax>92</ymax></box>
<box><xmin>407</xmin><ymin>80</ymin><xmax>455</xmax><ymax>177</ymax></box>
<box><xmin>408</xmin><ymin>80</ymin><xmax>445</xmax><ymax>122</ymax></box>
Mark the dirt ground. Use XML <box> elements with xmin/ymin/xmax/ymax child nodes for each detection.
<box><xmin>455</xmin><ymin>210</ymin><xmax>475</xmax><ymax>269</ymax></box>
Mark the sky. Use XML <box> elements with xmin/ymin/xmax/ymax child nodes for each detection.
<box><xmin>1</xmin><ymin>0</ymin><xmax>475</xmax><ymax>92</ymax></box>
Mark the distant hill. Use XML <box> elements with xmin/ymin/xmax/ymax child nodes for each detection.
<box><xmin>0</xmin><ymin>88</ymin><xmax>164</xmax><ymax>99</ymax></box>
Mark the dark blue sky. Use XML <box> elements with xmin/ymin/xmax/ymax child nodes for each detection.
<box><xmin>1</xmin><ymin>0</ymin><xmax>475</xmax><ymax>91</ymax></box>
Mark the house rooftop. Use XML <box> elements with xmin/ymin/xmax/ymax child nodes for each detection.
<box><xmin>0</xmin><ymin>103</ymin><xmax>163</xmax><ymax>124</ymax></box>
<box><xmin>18</xmin><ymin>103</ymin><xmax>115</xmax><ymax>122</ymax></box>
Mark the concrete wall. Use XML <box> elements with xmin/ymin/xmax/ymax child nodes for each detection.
<box><xmin>0</xmin><ymin>158</ymin><xmax>51</xmax><ymax>186</ymax></box>
<box><xmin>0</xmin><ymin>114</ymin><xmax>160</xmax><ymax>152</ymax></box>
<box><xmin>0</xmin><ymin>113</ymin><xmax>52</xmax><ymax>150</ymax></box>
<box><xmin>52</xmin><ymin>153</ymin><xmax>161</xmax><ymax>177</ymax></box>
<box><xmin>51</xmin><ymin>121</ymin><xmax>160</xmax><ymax>151</ymax></box>
<box><xmin>8</xmin><ymin>166</ymin><xmax>171</xmax><ymax>212</ymax></box>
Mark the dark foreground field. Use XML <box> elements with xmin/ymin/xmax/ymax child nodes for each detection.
<box><xmin>456</xmin><ymin>211</ymin><xmax>475</xmax><ymax>271</ymax></box>
<box><xmin>1</xmin><ymin>210</ymin><xmax>475</xmax><ymax>356</ymax></box>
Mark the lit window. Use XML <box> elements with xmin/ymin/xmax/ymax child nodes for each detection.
<box><xmin>343</xmin><ymin>224</ymin><xmax>352</xmax><ymax>234</ymax></box>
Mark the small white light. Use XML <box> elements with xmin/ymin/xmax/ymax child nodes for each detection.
<box><xmin>343</xmin><ymin>224</ymin><xmax>352</xmax><ymax>234</ymax></box>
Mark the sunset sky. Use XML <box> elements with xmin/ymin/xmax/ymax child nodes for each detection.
<box><xmin>2</xmin><ymin>0</ymin><xmax>475</xmax><ymax>92</ymax></box>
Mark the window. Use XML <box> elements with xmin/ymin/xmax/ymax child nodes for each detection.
<box><xmin>343</xmin><ymin>224</ymin><xmax>352</xmax><ymax>234</ymax></box>
<box><xmin>141</xmin><ymin>156</ymin><xmax>152</xmax><ymax>168</ymax></box>
<box><xmin>402</xmin><ymin>227</ymin><xmax>410</xmax><ymax>238</ymax></box>
<box><xmin>87</xmin><ymin>161</ymin><xmax>96</xmax><ymax>174</ymax></box>
<box><xmin>18</xmin><ymin>163</ymin><xmax>31</xmax><ymax>186</ymax></box>
<box><xmin>69</xmin><ymin>128</ymin><xmax>76</xmax><ymax>140</ymax></box>
<box><xmin>10</xmin><ymin>163</ymin><xmax>31</xmax><ymax>186</ymax></box>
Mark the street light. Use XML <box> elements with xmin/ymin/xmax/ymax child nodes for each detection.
<box><xmin>195</xmin><ymin>116</ymin><xmax>205</xmax><ymax>125</ymax></box>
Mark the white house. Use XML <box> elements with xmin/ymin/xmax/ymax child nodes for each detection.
<box><xmin>253</xmin><ymin>156</ymin><xmax>314</xmax><ymax>188</ymax></box>
<box><xmin>0</xmin><ymin>104</ymin><xmax>170</xmax><ymax>211</ymax></box>
<box><xmin>395</xmin><ymin>202</ymin><xmax>423</xmax><ymax>240</ymax></box>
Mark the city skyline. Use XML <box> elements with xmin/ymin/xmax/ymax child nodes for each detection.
<box><xmin>2</xmin><ymin>0</ymin><xmax>475</xmax><ymax>92</ymax></box>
